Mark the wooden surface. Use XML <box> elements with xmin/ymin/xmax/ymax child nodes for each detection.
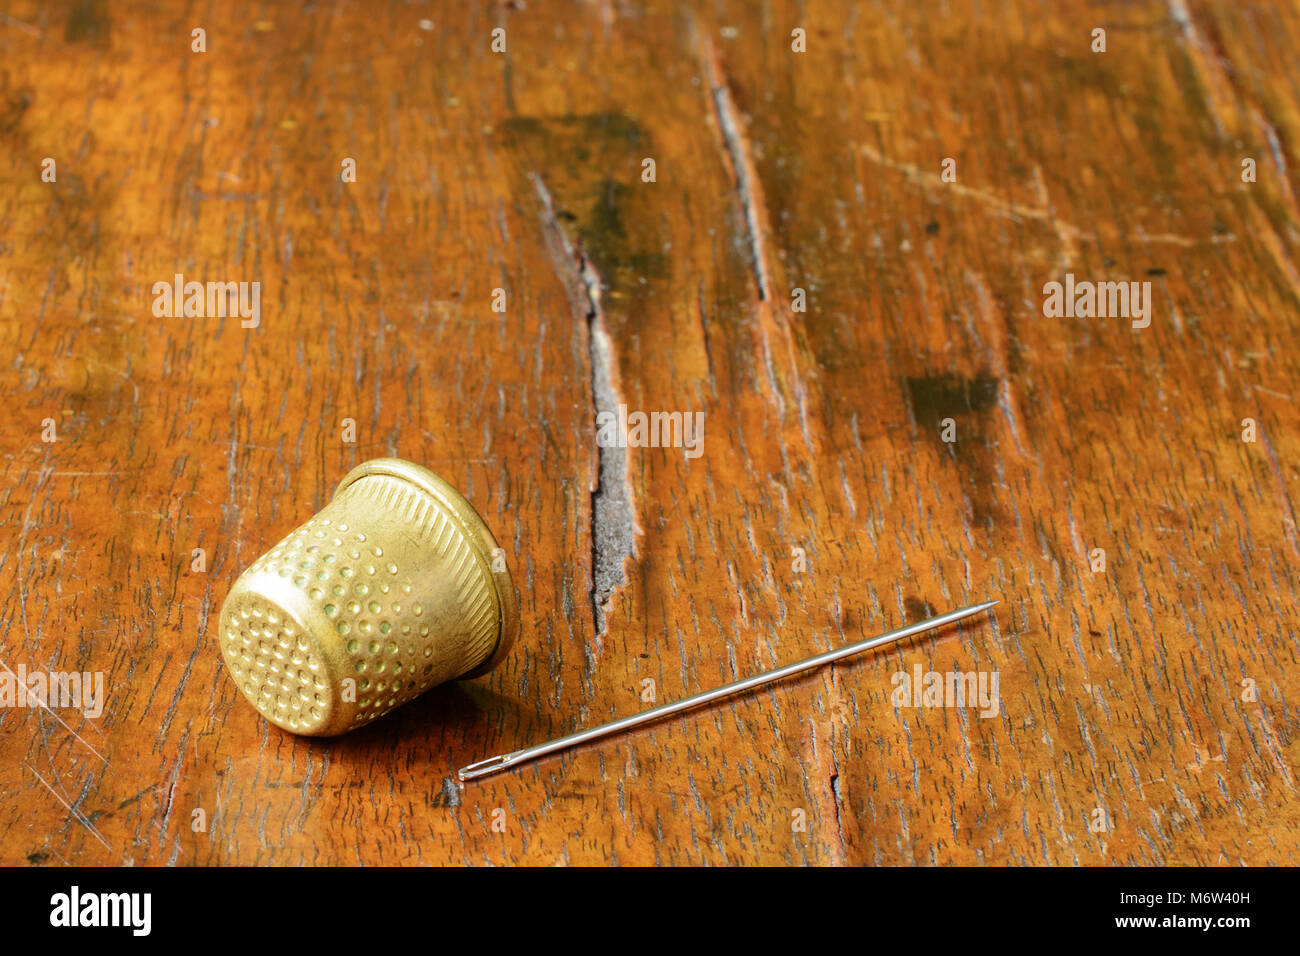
<box><xmin>1</xmin><ymin>0</ymin><xmax>1298</xmax><ymax>866</ymax></box>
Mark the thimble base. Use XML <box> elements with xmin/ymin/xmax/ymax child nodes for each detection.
<box><xmin>219</xmin><ymin>588</ymin><xmax>337</xmax><ymax>735</ymax></box>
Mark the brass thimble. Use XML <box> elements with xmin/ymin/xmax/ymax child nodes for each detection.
<box><xmin>217</xmin><ymin>458</ymin><xmax>518</xmax><ymax>736</ymax></box>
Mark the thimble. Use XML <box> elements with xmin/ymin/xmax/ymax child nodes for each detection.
<box><xmin>217</xmin><ymin>458</ymin><xmax>518</xmax><ymax>736</ymax></box>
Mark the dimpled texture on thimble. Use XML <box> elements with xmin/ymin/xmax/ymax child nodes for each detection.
<box><xmin>221</xmin><ymin>591</ymin><xmax>326</xmax><ymax>732</ymax></box>
<box><xmin>218</xmin><ymin>471</ymin><xmax>502</xmax><ymax>736</ymax></box>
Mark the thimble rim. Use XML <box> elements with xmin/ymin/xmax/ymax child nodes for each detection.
<box><xmin>333</xmin><ymin>458</ymin><xmax>519</xmax><ymax>679</ymax></box>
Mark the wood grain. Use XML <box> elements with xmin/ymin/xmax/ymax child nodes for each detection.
<box><xmin>0</xmin><ymin>0</ymin><xmax>1297</xmax><ymax>866</ymax></box>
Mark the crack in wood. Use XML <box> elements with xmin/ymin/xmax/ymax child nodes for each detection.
<box><xmin>703</xmin><ymin>39</ymin><xmax>771</xmax><ymax>302</ymax></box>
<box><xmin>531</xmin><ymin>173</ymin><xmax>635</xmax><ymax>639</ymax></box>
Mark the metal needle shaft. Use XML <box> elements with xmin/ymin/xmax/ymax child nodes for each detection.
<box><xmin>458</xmin><ymin>599</ymin><xmax>998</xmax><ymax>782</ymax></box>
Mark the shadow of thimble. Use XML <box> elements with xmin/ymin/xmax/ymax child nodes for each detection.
<box><xmin>217</xmin><ymin>458</ymin><xmax>518</xmax><ymax>736</ymax></box>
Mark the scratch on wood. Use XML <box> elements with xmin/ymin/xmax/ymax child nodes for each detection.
<box><xmin>25</xmin><ymin>764</ymin><xmax>112</xmax><ymax>851</ymax></box>
<box><xmin>858</xmin><ymin>144</ymin><xmax>1235</xmax><ymax>252</ymax></box>
<box><xmin>0</xmin><ymin>658</ymin><xmax>108</xmax><ymax>764</ymax></box>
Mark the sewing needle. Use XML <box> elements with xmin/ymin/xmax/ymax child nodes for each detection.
<box><xmin>458</xmin><ymin>598</ymin><xmax>998</xmax><ymax>782</ymax></box>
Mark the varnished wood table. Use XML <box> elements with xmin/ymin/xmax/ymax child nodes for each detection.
<box><xmin>1</xmin><ymin>0</ymin><xmax>1298</xmax><ymax>866</ymax></box>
